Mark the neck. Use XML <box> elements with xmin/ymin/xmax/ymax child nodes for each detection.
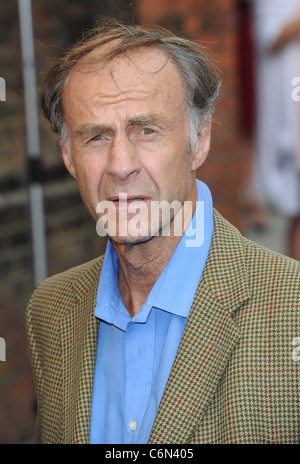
<box><xmin>113</xmin><ymin>233</ymin><xmax>181</xmax><ymax>317</ymax></box>
<box><xmin>112</xmin><ymin>179</ymin><xmax>198</xmax><ymax>317</ymax></box>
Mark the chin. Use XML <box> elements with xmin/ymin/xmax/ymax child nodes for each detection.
<box><xmin>110</xmin><ymin>233</ymin><xmax>154</xmax><ymax>246</ymax></box>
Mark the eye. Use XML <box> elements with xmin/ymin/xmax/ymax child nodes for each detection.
<box><xmin>142</xmin><ymin>128</ymin><xmax>155</xmax><ymax>136</ymax></box>
<box><xmin>89</xmin><ymin>134</ymin><xmax>103</xmax><ymax>142</ymax></box>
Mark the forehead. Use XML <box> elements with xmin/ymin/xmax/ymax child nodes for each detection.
<box><xmin>62</xmin><ymin>46</ymin><xmax>187</xmax><ymax>111</ymax></box>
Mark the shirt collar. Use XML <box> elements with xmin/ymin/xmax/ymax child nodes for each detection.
<box><xmin>95</xmin><ymin>180</ymin><xmax>214</xmax><ymax>329</ymax></box>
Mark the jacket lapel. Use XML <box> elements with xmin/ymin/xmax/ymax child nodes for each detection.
<box><xmin>149</xmin><ymin>210</ymin><xmax>250</xmax><ymax>443</ymax></box>
<box><xmin>60</xmin><ymin>257</ymin><xmax>103</xmax><ymax>444</ymax></box>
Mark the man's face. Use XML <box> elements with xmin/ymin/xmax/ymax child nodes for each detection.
<box><xmin>61</xmin><ymin>46</ymin><xmax>210</xmax><ymax>244</ymax></box>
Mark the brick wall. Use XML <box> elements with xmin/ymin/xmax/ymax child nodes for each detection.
<box><xmin>0</xmin><ymin>0</ymin><xmax>245</xmax><ymax>443</ymax></box>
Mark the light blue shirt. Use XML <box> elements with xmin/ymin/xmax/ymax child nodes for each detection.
<box><xmin>90</xmin><ymin>180</ymin><xmax>214</xmax><ymax>444</ymax></box>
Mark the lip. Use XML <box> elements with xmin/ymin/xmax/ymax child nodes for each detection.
<box><xmin>105</xmin><ymin>195</ymin><xmax>151</xmax><ymax>210</ymax></box>
<box><xmin>107</xmin><ymin>195</ymin><xmax>151</xmax><ymax>204</ymax></box>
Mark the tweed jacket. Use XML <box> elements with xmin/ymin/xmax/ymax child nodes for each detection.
<box><xmin>26</xmin><ymin>209</ymin><xmax>300</xmax><ymax>444</ymax></box>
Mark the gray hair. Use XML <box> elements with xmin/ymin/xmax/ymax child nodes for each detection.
<box><xmin>40</xmin><ymin>18</ymin><xmax>222</xmax><ymax>151</ymax></box>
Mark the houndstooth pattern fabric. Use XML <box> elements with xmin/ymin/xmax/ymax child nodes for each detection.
<box><xmin>26</xmin><ymin>209</ymin><xmax>300</xmax><ymax>444</ymax></box>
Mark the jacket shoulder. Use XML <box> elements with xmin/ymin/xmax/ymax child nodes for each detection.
<box><xmin>26</xmin><ymin>256</ymin><xmax>104</xmax><ymax>331</ymax></box>
<box><xmin>36</xmin><ymin>256</ymin><xmax>104</xmax><ymax>293</ymax></box>
<box><xmin>212</xmin><ymin>209</ymin><xmax>300</xmax><ymax>311</ymax></box>
<box><xmin>213</xmin><ymin>208</ymin><xmax>300</xmax><ymax>278</ymax></box>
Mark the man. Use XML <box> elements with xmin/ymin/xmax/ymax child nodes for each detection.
<box><xmin>26</xmin><ymin>19</ymin><xmax>300</xmax><ymax>444</ymax></box>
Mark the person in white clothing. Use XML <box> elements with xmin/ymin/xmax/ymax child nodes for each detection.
<box><xmin>251</xmin><ymin>0</ymin><xmax>300</xmax><ymax>260</ymax></box>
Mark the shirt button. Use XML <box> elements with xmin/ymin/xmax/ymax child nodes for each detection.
<box><xmin>129</xmin><ymin>421</ymin><xmax>137</xmax><ymax>431</ymax></box>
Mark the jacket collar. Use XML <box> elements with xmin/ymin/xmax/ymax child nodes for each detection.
<box><xmin>60</xmin><ymin>209</ymin><xmax>249</xmax><ymax>443</ymax></box>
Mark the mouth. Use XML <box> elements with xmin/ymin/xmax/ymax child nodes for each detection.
<box><xmin>107</xmin><ymin>195</ymin><xmax>150</xmax><ymax>204</ymax></box>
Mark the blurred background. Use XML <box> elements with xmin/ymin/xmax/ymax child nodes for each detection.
<box><xmin>0</xmin><ymin>0</ymin><xmax>299</xmax><ymax>444</ymax></box>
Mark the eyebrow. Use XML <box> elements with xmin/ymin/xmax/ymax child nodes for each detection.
<box><xmin>73</xmin><ymin>112</ymin><xmax>170</xmax><ymax>143</ymax></box>
<box><xmin>73</xmin><ymin>123</ymin><xmax>109</xmax><ymax>144</ymax></box>
<box><xmin>127</xmin><ymin>112</ymin><xmax>169</xmax><ymax>128</ymax></box>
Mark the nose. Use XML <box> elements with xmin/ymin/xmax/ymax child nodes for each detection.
<box><xmin>106</xmin><ymin>134</ymin><xmax>141</xmax><ymax>182</ymax></box>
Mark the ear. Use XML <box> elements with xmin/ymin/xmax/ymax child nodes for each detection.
<box><xmin>191</xmin><ymin>123</ymin><xmax>211</xmax><ymax>171</ymax></box>
<box><xmin>60</xmin><ymin>139</ymin><xmax>77</xmax><ymax>179</ymax></box>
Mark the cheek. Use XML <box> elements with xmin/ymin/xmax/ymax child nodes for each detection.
<box><xmin>168</xmin><ymin>155</ymin><xmax>194</xmax><ymax>198</ymax></box>
<box><xmin>72</xmin><ymin>159</ymin><xmax>103</xmax><ymax>202</ymax></box>
<box><xmin>164</xmin><ymin>151</ymin><xmax>193</xmax><ymax>183</ymax></box>
<box><xmin>73</xmin><ymin>155</ymin><xmax>100</xmax><ymax>183</ymax></box>
<box><xmin>147</xmin><ymin>161</ymin><xmax>191</xmax><ymax>201</ymax></box>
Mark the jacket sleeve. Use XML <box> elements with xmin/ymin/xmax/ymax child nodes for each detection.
<box><xmin>26</xmin><ymin>287</ymin><xmax>45</xmax><ymax>444</ymax></box>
